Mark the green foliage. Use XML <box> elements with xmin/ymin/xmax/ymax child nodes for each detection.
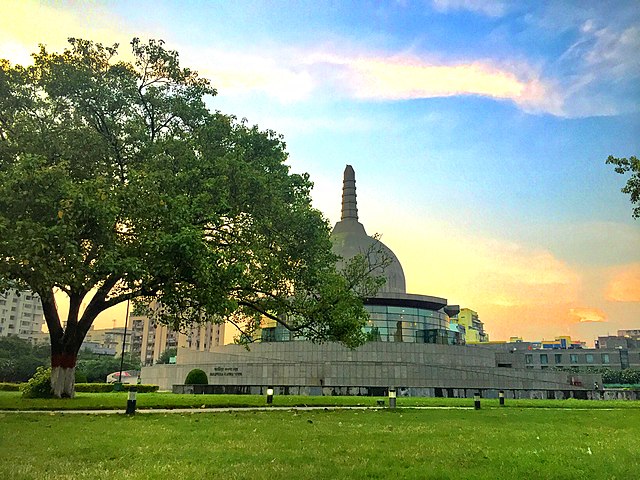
<box><xmin>20</xmin><ymin>366</ymin><xmax>53</xmax><ymax>398</ymax></box>
<box><xmin>156</xmin><ymin>347</ymin><xmax>177</xmax><ymax>364</ymax></box>
<box><xmin>0</xmin><ymin>336</ymin><xmax>49</xmax><ymax>382</ymax></box>
<box><xmin>74</xmin><ymin>370</ymin><xmax>88</xmax><ymax>383</ymax></box>
<box><xmin>607</xmin><ymin>155</ymin><xmax>640</xmax><ymax>218</ymax></box>
<box><xmin>0</xmin><ymin>382</ymin><xmax>20</xmax><ymax>391</ymax></box>
<box><xmin>184</xmin><ymin>368</ymin><xmax>208</xmax><ymax>385</ymax></box>
<box><xmin>554</xmin><ymin>366</ymin><xmax>640</xmax><ymax>385</ymax></box>
<box><xmin>76</xmin><ymin>354</ymin><xmax>140</xmax><ymax>383</ymax></box>
<box><xmin>0</xmin><ymin>36</ymin><xmax>380</xmax><ymax>370</ymax></box>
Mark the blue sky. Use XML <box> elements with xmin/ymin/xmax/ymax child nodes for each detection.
<box><xmin>1</xmin><ymin>0</ymin><xmax>639</xmax><ymax>342</ymax></box>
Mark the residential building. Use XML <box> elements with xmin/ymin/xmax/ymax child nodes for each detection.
<box><xmin>130</xmin><ymin>314</ymin><xmax>225</xmax><ymax>366</ymax></box>
<box><xmin>596</xmin><ymin>330</ymin><xmax>640</xmax><ymax>349</ymax></box>
<box><xmin>451</xmin><ymin>308</ymin><xmax>489</xmax><ymax>343</ymax></box>
<box><xmin>0</xmin><ymin>289</ymin><xmax>45</xmax><ymax>342</ymax></box>
<box><xmin>496</xmin><ymin>347</ymin><xmax>640</xmax><ymax>371</ymax></box>
<box><xmin>84</xmin><ymin>326</ymin><xmax>132</xmax><ymax>354</ymax></box>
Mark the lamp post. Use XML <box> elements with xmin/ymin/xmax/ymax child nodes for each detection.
<box><xmin>266</xmin><ymin>387</ymin><xmax>274</xmax><ymax>405</ymax></box>
<box><xmin>388</xmin><ymin>387</ymin><xmax>396</xmax><ymax>409</ymax></box>
<box><xmin>115</xmin><ymin>299</ymin><xmax>131</xmax><ymax>392</ymax></box>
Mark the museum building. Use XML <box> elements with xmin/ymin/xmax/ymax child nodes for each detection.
<box><xmin>260</xmin><ymin>165</ymin><xmax>458</xmax><ymax>345</ymax></box>
<box><xmin>142</xmin><ymin>166</ymin><xmax>603</xmax><ymax>398</ymax></box>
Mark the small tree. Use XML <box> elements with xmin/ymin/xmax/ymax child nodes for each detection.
<box><xmin>184</xmin><ymin>368</ymin><xmax>208</xmax><ymax>385</ymax></box>
<box><xmin>0</xmin><ymin>38</ymin><xmax>382</xmax><ymax>398</ymax></box>
<box><xmin>606</xmin><ymin>155</ymin><xmax>640</xmax><ymax>218</ymax></box>
<box><xmin>156</xmin><ymin>347</ymin><xmax>177</xmax><ymax>364</ymax></box>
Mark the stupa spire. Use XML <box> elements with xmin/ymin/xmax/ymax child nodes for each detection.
<box><xmin>341</xmin><ymin>165</ymin><xmax>358</xmax><ymax>221</ymax></box>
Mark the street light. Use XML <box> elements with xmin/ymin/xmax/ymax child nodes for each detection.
<box><xmin>115</xmin><ymin>299</ymin><xmax>131</xmax><ymax>392</ymax></box>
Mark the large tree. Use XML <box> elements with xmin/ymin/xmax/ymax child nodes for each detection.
<box><xmin>606</xmin><ymin>155</ymin><xmax>640</xmax><ymax>219</ymax></box>
<box><xmin>0</xmin><ymin>38</ymin><xmax>382</xmax><ymax>397</ymax></box>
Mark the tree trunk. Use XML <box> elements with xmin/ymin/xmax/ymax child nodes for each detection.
<box><xmin>51</xmin><ymin>351</ymin><xmax>78</xmax><ymax>398</ymax></box>
<box><xmin>50</xmin><ymin>328</ymin><xmax>83</xmax><ymax>399</ymax></box>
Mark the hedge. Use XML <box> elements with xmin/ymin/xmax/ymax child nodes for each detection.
<box><xmin>0</xmin><ymin>382</ymin><xmax>21</xmax><ymax>391</ymax></box>
<box><xmin>75</xmin><ymin>383</ymin><xmax>159</xmax><ymax>393</ymax></box>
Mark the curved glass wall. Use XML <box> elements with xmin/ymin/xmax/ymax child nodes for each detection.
<box><xmin>260</xmin><ymin>303</ymin><xmax>451</xmax><ymax>344</ymax></box>
<box><xmin>364</xmin><ymin>305</ymin><xmax>449</xmax><ymax>344</ymax></box>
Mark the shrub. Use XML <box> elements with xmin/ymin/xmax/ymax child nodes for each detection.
<box><xmin>124</xmin><ymin>384</ymin><xmax>159</xmax><ymax>393</ymax></box>
<box><xmin>75</xmin><ymin>383</ymin><xmax>114</xmax><ymax>393</ymax></box>
<box><xmin>185</xmin><ymin>368</ymin><xmax>208</xmax><ymax>385</ymax></box>
<box><xmin>73</xmin><ymin>383</ymin><xmax>160</xmax><ymax>393</ymax></box>
<box><xmin>0</xmin><ymin>382</ymin><xmax>21</xmax><ymax>391</ymax></box>
<box><xmin>20</xmin><ymin>366</ymin><xmax>53</xmax><ymax>398</ymax></box>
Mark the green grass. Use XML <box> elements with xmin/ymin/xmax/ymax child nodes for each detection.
<box><xmin>1</xmin><ymin>390</ymin><xmax>639</xmax><ymax>411</ymax></box>
<box><xmin>1</xmin><ymin>408</ymin><xmax>638</xmax><ymax>479</ymax></box>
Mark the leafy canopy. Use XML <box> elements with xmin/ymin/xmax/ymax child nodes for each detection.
<box><xmin>606</xmin><ymin>155</ymin><xmax>640</xmax><ymax>219</ymax></box>
<box><xmin>0</xmin><ymin>38</ymin><xmax>381</xmax><ymax>350</ymax></box>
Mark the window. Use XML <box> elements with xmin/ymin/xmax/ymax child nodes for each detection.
<box><xmin>601</xmin><ymin>353</ymin><xmax>610</xmax><ymax>364</ymax></box>
<box><xmin>586</xmin><ymin>354</ymin><xmax>594</xmax><ymax>364</ymax></box>
<box><xmin>555</xmin><ymin>354</ymin><xmax>563</xmax><ymax>364</ymax></box>
<box><xmin>525</xmin><ymin>354</ymin><xmax>533</xmax><ymax>364</ymax></box>
<box><xmin>570</xmin><ymin>354</ymin><xmax>578</xmax><ymax>364</ymax></box>
<box><xmin>540</xmin><ymin>354</ymin><xmax>548</xmax><ymax>365</ymax></box>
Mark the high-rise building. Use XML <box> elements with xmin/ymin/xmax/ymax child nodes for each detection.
<box><xmin>130</xmin><ymin>314</ymin><xmax>225</xmax><ymax>366</ymax></box>
<box><xmin>450</xmin><ymin>308</ymin><xmax>489</xmax><ymax>343</ymax></box>
<box><xmin>0</xmin><ymin>289</ymin><xmax>45</xmax><ymax>342</ymax></box>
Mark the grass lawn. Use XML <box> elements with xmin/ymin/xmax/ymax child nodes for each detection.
<box><xmin>1</xmin><ymin>391</ymin><xmax>639</xmax><ymax>411</ymax></box>
<box><xmin>1</xmin><ymin>408</ymin><xmax>638</xmax><ymax>479</ymax></box>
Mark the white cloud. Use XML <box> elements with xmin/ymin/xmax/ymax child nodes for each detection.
<box><xmin>318</xmin><ymin>53</ymin><xmax>563</xmax><ymax>114</ymax></box>
<box><xmin>181</xmin><ymin>48</ymin><xmax>316</xmax><ymax>103</ymax></box>
<box><xmin>430</xmin><ymin>0</ymin><xmax>509</xmax><ymax>17</ymax></box>
<box><xmin>569</xmin><ymin>307</ymin><xmax>607</xmax><ymax>323</ymax></box>
<box><xmin>522</xmin><ymin>3</ymin><xmax>640</xmax><ymax>117</ymax></box>
<box><xmin>1</xmin><ymin>0</ymin><xmax>635</xmax><ymax>118</ymax></box>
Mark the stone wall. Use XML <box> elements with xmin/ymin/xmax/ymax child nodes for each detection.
<box><xmin>142</xmin><ymin>341</ymin><xmax>601</xmax><ymax>396</ymax></box>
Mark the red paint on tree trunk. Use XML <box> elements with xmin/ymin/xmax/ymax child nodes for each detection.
<box><xmin>51</xmin><ymin>353</ymin><xmax>77</xmax><ymax>369</ymax></box>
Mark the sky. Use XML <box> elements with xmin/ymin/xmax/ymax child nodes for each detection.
<box><xmin>1</xmin><ymin>0</ymin><xmax>639</xmax><ymax>344</ymax></box>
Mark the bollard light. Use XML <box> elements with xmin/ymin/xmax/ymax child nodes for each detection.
<box><xmin>388</xmin><ymin>388</ymin><xmax>397</xmax><ymax>410</ymax></box>
<box><xmin>266</xmin><ymin>387</ymin><xmax>274</xmax><ymax>405</ymax></box>
<box><xmin>474</xmin><ymin>392</ymin><xmax>481</xmax><ymax>410</ymax></box>
<box><xmin>499</xmin><ymin>390</ymin><xmax>505</xmax><ymax>406</ymax></box>
<box><xmin>126</xmin><ymin>386</ymin><xmax>137</xmax><ymax>415</ymax></box>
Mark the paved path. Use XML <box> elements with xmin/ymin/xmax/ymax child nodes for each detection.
<box><xmin>2</xmin><ymin>405</ymin><xmax>627</xmax><ymax>414</ymax></box>
<box><xmin>1</xmin><ymin>405</ymin><xmax>478</xmax><ymax>414</ymax></box>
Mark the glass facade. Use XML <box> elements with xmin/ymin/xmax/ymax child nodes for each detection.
<box><xmin>363</xmin><ymin>305</ymin><xmax>449</xmax><ymax>344</ymax></box>
<box><xmin>260</xmin><ymin>297</ymin><xmax>452</xmax><ymax>345</ymax></box>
